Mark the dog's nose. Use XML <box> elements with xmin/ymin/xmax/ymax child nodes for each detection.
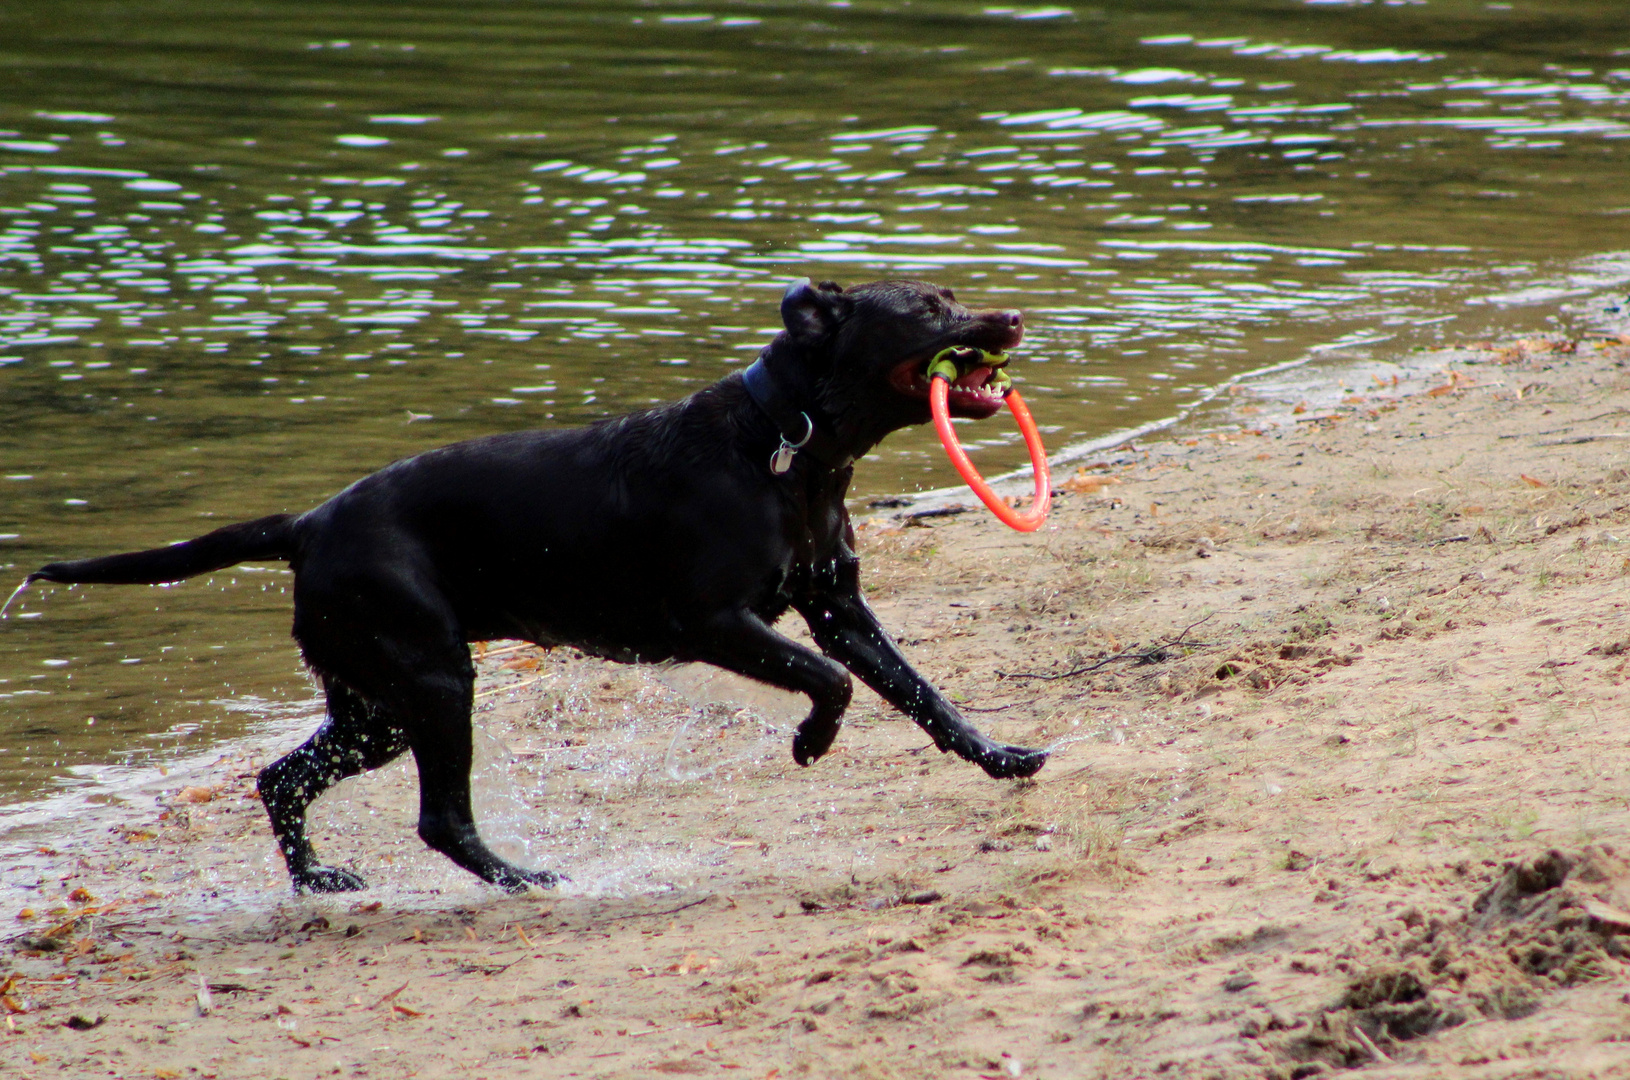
<box><xmin>1002</xmin><ymin>310</ymin><xmax>1022</xmax><ymax>329</ymax></box>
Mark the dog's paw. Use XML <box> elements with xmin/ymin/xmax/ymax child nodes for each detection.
<box><xmin>493</xmin><ymin>866</ymin><xmax>567</xmax><ymax>895</ymax></box>
<box><xmin>792</xmin><ymin>717</ymin><xmax>843</xmax><ymax>767</ymax></box>
<box><xmin>791</xmin><ymin>737</ymin><xmax>820</xmax><ymax>768</ymax></box>
<box><xmin>294</xmin><ymin>865</ymin><xmax>369</xmax><ymax>893</ymax></box>
<box><xmin>976</xmin><ymin>743</ymin><xmax>1049</xmax><ymax>780</ymax></box>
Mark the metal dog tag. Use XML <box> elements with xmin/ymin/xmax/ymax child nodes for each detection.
<box><xmin>768</xmin><ymin>413</ymin><xmax>812</xmax><ymax>476</ymax></box>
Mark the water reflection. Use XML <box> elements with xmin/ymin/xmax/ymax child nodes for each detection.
<box><xmin>3</xmin><ymin>0</ymin><xmax>1630</xmax><ymax>800</ymax></box>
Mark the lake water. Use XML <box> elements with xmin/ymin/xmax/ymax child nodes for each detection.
<box><xmin>3</xmin><ymin>0</ymin><xmax>1629</xmax><ymax>805</ymax></box>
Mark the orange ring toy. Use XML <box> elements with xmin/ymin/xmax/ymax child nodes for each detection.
<box><xmin>928</xmin><ymin>361</ymin><xmax>1051</xmax><ymax>533</ymax></box>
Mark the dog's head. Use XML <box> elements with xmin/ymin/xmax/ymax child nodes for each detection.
<box><xmin>772</xmin><ymin>278</ymin><xmax>1025</xmax><ymax>449</ymax></box>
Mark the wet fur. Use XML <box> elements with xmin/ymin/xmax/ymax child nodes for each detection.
<box><xmin>29</xmin><ymin>279</ymin><xmax>1048</xmax><ymax>893</ymax></box>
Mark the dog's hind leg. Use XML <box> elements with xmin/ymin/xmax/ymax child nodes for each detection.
<box><xmin>294</xmin><ymin>572</ymin><xmax>563</xmax><ymax>893</ymax></box>
<box><xmin>391</xmin><ymin>664</ymin><xmax>564</xmax><ymax>893</ymax></box>
<box><xmin>676</xmin><ymin>610</ymin><xmax>854</xmax><ymax>767</ymax></box>
<box><xmin>801</xmin><ymin>556</ymin><xmax>1048</xmax><ymax>780</ymax></box>
<box><xmin>258</xmin><ymin>681</ymin><xmax>410</xmax><ymax>893</ymax></box>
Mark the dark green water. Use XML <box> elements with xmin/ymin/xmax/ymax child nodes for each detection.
<box><xmin>3</xmin><ymin>0</ymin><xmax>1629</xmax><ymax>805</ymax></box>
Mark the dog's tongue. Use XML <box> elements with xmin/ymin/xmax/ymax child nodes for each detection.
<box><xmin>953</xmin><ymin>366</ymin><xmax>993</xmax><ymax>390</ymax></box>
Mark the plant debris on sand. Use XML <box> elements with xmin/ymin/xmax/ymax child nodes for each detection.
<box><xmin>3</xmin><ymin>308</ymin><xmax>1630</xmax><ymax>1078</ymax></box>
<box><xmin>1269</xmin><ymin>847</ymin><xmax>1630</xmax><ymax>1076</ymax></box>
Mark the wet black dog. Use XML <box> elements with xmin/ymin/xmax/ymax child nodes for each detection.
<box><xmin>28</xmin><ymin>278</ymin><xmax>1049</xmax><ymax>893</ymax></box>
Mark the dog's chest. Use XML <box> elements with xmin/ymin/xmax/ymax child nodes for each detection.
<box><xmin>773</xmin><ymin>479</ymin><xmax>852</xmax><ymax>589</ymax></box>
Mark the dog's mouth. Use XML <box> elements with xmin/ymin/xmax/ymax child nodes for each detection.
<box><xmin>889</xmin><ymin>346</ymin><xmax>1013</xmax><ymax>419</ymax></box>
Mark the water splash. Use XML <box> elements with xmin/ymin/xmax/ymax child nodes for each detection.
<box><xmin>8</xmin><ymin>0</ymin><xmax>1630</xmax><ymax>807</ymax></box>
<box><xmin>0</xmin><ymin>578</ymin><xmax>30</xmax><ymax>619</ymax></box>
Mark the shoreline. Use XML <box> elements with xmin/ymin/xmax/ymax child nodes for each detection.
<box><xmin>0</xmin><ymin>276</ymin><xmax>1622</xmax><ymax>813</ymax></box>
<box><xmin>3</xmin><ymin>291</ymin><xmax>1630</xmax><ymax>1078</ymax></box>
<box><xmin>0</xmin><ymin>318</ymin><xmax>1557</xmax><ymax>826</ymax></box>
<box><xmin>872</xmin><ymin>286</ymin><xmax>1626</xmax><ymax>519</ymax></box>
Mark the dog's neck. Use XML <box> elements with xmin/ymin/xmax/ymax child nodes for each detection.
<box><xmin>741</xmin><ymin>350</ymin><xmax>857</xmax><ymax>473</ymax></box>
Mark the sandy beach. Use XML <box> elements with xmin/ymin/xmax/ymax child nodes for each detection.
<box><xmin>3</xmin><ymin>296</ymin><xmax>1630</xmax><ymax>1080</ymax></box>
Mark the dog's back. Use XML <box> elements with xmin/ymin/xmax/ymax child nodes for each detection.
<box><xmin>287</xmin><ymin>378</ymin><xmax>806</xmax><ymax>660</ymax></box>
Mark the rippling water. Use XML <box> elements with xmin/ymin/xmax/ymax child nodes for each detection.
<box><xmin>3</xmin><ymin>0</ymin><xmax>1629</xmax><ymax>803</ymax></box>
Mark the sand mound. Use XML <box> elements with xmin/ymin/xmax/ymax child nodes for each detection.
<box><xmin>1271</xmin><ymin>847</ymin><xmax>1630</xmax><ymax>1074</ymax></box>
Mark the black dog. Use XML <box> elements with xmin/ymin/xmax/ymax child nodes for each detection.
<box><xmin>27</xmin><ymin>278</ymin><xmax>1049</xmax><ymax>893</ymax></box>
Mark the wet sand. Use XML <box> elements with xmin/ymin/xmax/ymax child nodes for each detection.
<box><xmin>3</xmin><ymin>302</ymin><xmax>1630</xmax><ymax>1079</ymax></box>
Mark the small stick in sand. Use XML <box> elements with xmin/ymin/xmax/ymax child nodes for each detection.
<box><xmin>1350</xmin><ymin>1022</ymin><xmax>1391</xmax><ymax>1063</ymax></box>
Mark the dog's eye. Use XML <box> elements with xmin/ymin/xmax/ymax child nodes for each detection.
<box><xmin>938</xmin><ymin>287</ymin><xmax>957</xmax><ymax>303</ymax></box>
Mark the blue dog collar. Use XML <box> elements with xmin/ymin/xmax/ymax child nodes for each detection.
<box><xmin>741</xmin><ymin>359</ymin><xmax>854</xmax><ymax>474</ymax></box>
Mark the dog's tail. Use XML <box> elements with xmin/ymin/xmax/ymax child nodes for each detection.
<box><xmin>28</xmin><ymin>513</ymin><xmax>299</xmax><ymax>586</ymax></box>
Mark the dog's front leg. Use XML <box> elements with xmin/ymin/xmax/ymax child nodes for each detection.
<box><xmin>681</xmin><ymin>610</ymin><xmax>854</xmax><ymax>766</ymax></box>
<box><xmin>800</xmin><ymin>557</ymin><xmax>1048</xmax><ymax>780</ymax></box>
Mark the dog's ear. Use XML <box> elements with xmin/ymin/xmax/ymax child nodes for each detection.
<box><xmin>780</xmin><ymin>278</ymin><xmax>850</xmax><ymax>345</ymax></box>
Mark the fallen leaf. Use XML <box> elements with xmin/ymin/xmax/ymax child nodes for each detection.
<box><xmin>1060</xmin><ymin>468</ymin><xmax>1121</xmax><ymax>496</ymax></box>
<box><xmin>370</xmin><ymin>982</ymin><xmax>409</xmax><ymax>1010</ymax></box>
<box><xmin>1430</xmin><ymin>369</ymin><xmax>1476</xmax><ymax>396</ymax></box>
<box><xmin>391</xmin><ymin>1003</ymin><xmax>423</xmax><ymax>1018</ymax></box>
<box><xmin>16</xmin><ymin>909</ymin><xmax>34</xmax><ymax>921</ymax></box>
<box><xmin>44</xmin><ymin>916</ymin><xmax>81</xmax><ymax>938</ymax></box>
<box><xmin>667</xmin><ymin>951</ymin><xmax>715</xmax><ymax>976</ymax></box>
<box><xmin>66</xmin><ymin>888</ymin><xmax>96</xmax><ymax>905</ymax></box>
<box><xmin>1520</xmin><ymin>474</ymin><xmax>1550</xmax><ymax>488</ymax></box>
<box><xmin>178</xmin><ymin>786</ymin><xmax>216</xmax><ymax>804</ymax></box>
